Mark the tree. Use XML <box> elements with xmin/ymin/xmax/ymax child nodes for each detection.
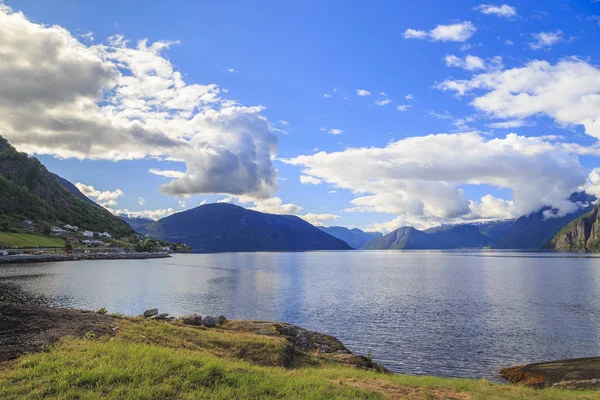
<box><xmin>65</xmin><ymin>240</ymin><xmax>73</xmax><ymax>252</ymax></box>
<box><xmin>42</xmin><ymin>224</ymin><xmax>51</xmax><ymax>236</ymax></box>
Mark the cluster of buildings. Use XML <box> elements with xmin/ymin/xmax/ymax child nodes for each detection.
<box><xmin>49</xmin><ymin>225</ymin><xmax>112</xmax><ymax>239</ymax></box>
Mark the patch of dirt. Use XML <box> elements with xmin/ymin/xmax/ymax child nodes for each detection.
<box><xmin>341</xmin><ymin>378</ymin><xmax>472</xmax><ymax>400</ymax></box>
<box><xmin>0</xmin><ymin>302</ymin><xmax>118</xmax><ymax>362</ymax></box>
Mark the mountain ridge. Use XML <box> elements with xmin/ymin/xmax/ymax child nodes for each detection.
<box><xmin>146</xmin><ymin>203</ymin><xmax>352</xmax><ymax>253</ymax></box>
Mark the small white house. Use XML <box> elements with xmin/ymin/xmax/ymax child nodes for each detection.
<box><xmin>50</xmin><ymin>227</ymin><xmax>68</xmax><ymax>235</ymax></box>
<box><xmin>64</xmin><ymin>224</ymin><xmax>79</xmax><ymax>231</ymax></box>
<box><xmin>83</xmin><ymin>231</ymin><xmax>94</xmax><ymax>237</ymax></box>
<box><xmin>100</xmin><ymin>232</ymin><xmax>112</xmax><ymax>238</ymax></box>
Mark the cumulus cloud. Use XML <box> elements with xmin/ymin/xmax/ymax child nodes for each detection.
<box><xmin>486</xmin><ymin>120</ymin><xmax>533</xmax><ymax>129</ymax></box>
<box><xmin>0</xmin><ymin>5</ymin><xmax>278</xmax><ymax>200</ymax></box>
<box><xmin>138</xmin><ymin>197</ymin><xmax>145</xmax><ymax>205</ymax></box>
<box><xmin>444</xmin><ymin>54</ymin><xmax>484</xmax><ymax>70</ymax></box>
<box><xmin>75</xmin><ymin>183</ymin><xmax>124</xmax><ymax>207</ymax></box>
<box><xmin>528</xmin><ymin>30</ymin><xmax>563</xmax><ymax>50</ymax></box>
<box><xmin>396</xmin><ymin>105</ymin><xmax>412</xmax><ymax>112</ymax></box>
<box><xmin>438</xmin><ymin>58</ymin><xmax>600</xmax><ymax>138</ymax></box>
<box><xmin>115</xmin><ymin>207</ymin><xmax>175</xmax><ymax>221</ymax></box>
<box><xmin>283</xmin><ymin>132</ymin><xmax>587</xmax><ymax>227</ymax></box>
<box><xmin>375</xmin><ymin>99</ymin><xmax>392</xmax><ymax>106</ymax></box>
<box><xmin>329</xmin><ymin>128</ymin><xmax>344</xmax><ymax>135</ymax></box>
<box><xmin>299</xmin><ymin>175</ymin><xmax>322</xmax><ymax>185</ymax></box>
<box><xmin>475</xmin><ymin>4</ymin><xmax>518</xmax><ymax>19</ymax></box>
<box><xmin>301</xmin><ymin>213</ymin><xmax>340</xmax><ymax>226</ymax></box>
<box><xmin>404</xmin><ymin>21</ymin><xmax>476</xmax><ymax>42</ymax></box>
<box><xmin>148</xmin><ymin>169</ymin><xmax>186</xmax><ymax>179</ymax></box>
<box><xmin>356</xmin><ymin>89</ymin><xmax>371</xmax><ymax>96</ymax></box>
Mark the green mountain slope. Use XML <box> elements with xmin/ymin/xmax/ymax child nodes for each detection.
<box><xmin>0</xmin><ymin>135</ymin><xmax>134</xmax><ymax>238</ymax></box>
<box><xmin>548</xmin><ymin>206</ymin><xmax>600</xmax><ymax>251</ymax></box>
<box><xmin>145</xmin><ymin>203</ymin><xmax>352</xmax><ymax>253</ymax></box>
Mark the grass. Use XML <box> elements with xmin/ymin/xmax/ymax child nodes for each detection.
<box><xmin>0</xmin><ymin>232</ymin><xmax>65</xmax><ymax>248</ymax></box>
<box><xmin>0</xmin><ymin>319</ymin><xmax>599</xmax><ymax>399</ymax></box>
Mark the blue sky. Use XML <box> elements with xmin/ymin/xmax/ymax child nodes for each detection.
<box><xmin>3</xmin><ymin>1</ymin><xmax>600</xmax><ymax>231</ymax></box>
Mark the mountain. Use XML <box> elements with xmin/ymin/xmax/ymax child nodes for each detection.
<box><xmin>492</xmin><ymin>192</ymin><xmax>597</xmax><ymax>249</ymax></box>
<box><xmin>547</xmin><ymin>206</ymin><xmax>600</xmax><ymax>251</ymax></box>
<box><xmin>0</xmin><ymin>135</ymin><xmax>134</xmax><ymax>237</ymax></box>
<box><xmin>361</xmin><ymin>220</ymin><xmax>514</xmax><ymax>250</ymax></box>
<box><xmin>145</xmin><ymin>203</ymin><xmax>352</xmax><ymax>253</ymax></box>
<box><xmin>121</xmin><ymin>216</ymin><xmax>154</xmax><ymax>236</ymax></box>
<box><xmin>54</xmin><ymin>174</ymin><xmax>99</xmax><ymax>207</ymax></box>
<box><xmin>320</xmin><ymin>226</ymin><xmax>382</xmax><ymax>249</ymax></box>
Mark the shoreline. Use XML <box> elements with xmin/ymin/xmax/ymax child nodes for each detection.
<box><xmin>0</xmin><ymin>251</ymin><xmax>170</xmax><ymax>265</ymax></box>
<box><xmin>1</xmin><ymin>302</ymin><xmax>599</xmax><ymax>398</ymax></box>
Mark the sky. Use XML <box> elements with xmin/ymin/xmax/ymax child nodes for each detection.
<box><xmin>2</xmin><ymin>0</ymin><xmax>600</xmax><ymax>233</ymax></box>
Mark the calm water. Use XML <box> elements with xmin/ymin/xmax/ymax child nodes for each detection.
<box><xmin>2</xmin><ymin>250</ymin><xmax>600</xmax><ymax>379</ymax></box>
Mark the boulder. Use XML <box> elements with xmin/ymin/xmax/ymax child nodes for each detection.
<box><xmin>149</xmin><ymin>313</ymin><xmax>169</xmax><ymax>320</ymax></box>
<box><xmin>143</xmin><ymin>308</ymin><xmax>158</xmax><ymax>318</ymax></box>
<box><xmin>180</xmin><ymin>313</ymin><xmax>203</xmax><ymax>325</ymax></box>
<box><xmin>201</xmin><ymin>315</ymin><xmax>217</xmax><ymax>328</ymax></box>
<box><xmin>218</xmin><ymin>315</ymin><xmax>227</xmax><ymax>325</ymax></box>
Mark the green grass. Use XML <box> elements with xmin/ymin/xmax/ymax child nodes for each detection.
<box><xmin>0</xmin><ymin>319</ymin><xmax>598</xmax><ymax>399</ymax></box>
<box><xmin>0</xmin><ymin>232</ymin><xmax>65</xmax><ymax>248</ymax></box>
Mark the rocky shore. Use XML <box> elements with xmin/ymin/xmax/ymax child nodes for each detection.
<box><xmin>501</xmin><ymin>357</ymin><xmax>600</xmax><ymax>389</ymax></box>
<box><xmin>0</xmin><ymin>252</ymin><xmax>170</xmax><ymax>265</ymax></box>
<box><xmin>0</xmin><ymin>302</ymin><xmax>385</xmax><ymax>373</ymax></box>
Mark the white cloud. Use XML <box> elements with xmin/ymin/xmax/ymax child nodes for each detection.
<box><xmin>375</xmin><ymin>99</ymin><xmax>392</xmax><ymax>106</ymax></box>
<box><xmin>283</xmin><ymin>132</ymin><xmax>587</xmax><ymax>227</ymax></box>
<box><xmin>528</xmin><ymin>30</ymin><xmax>563</xmax><ymax>50</ymax></box>
<box><xmin>404</xmin><ymin>22</ymin><xmax>476</xmax><ymax>42</ymax></box>
<box><xmin>486</xmin><ymin>120</ymin><xmax>533</xmax><ymax>129</ymax></box>
<box><xmin>138</xmin><ymin>197</ymin><xmax>145</xmax><ymax>206</ymax></box>
<box><xmin>475</xmin><ymin>4</ymin><xmax>518</xmax><ymax>19</ymax></box>
<box><xmin>148</xmin><ymin>169</ymin><xmax>186</xmax><ymax>179</ymax></box>
<box><xmin>226</xmin><ymin>68</ymin><xmax>237</xmax><ymax>73</ymax></box>
<box><xmin>438</xmin><ymin>58</ymin><xmax>600</xmax><ymax>138</ymax></box>
<box><xmin>299</xmin><ymin>175</ymin><xmax>322</xmax><ymax>185</ymax></box>
<box><xmin>217</xmin><ymin>197</ymin><xmax>233</xmax><ymax>204</ymax></box>
<box><xmin>300</xmin><ymin>213</ymin><xmax>340</xmax><ymax>227</ymax></box>
<box><xmin>0</xmin><ymin>5</ymin><xmax>278</xmax><ymax>200</ymax></box>
<box><xmin>75</xmin><ymin>182</ymin><xmax>124</xmax><ymax>207</ymax></box>
<box><xmin>405</xmin><ymin>94</ymin><xmax>415</xmax><ymax>100</ymax></box>
<box><xmin>328</xmin><ymin>190</ymin><xmax>338</xmax><ymax>194</ymax></box>
<box><xmin>279</xmin><ymin>120</ymin><xmax>289</xmax><ymax>126</ymax></box>
<box><xmin>247</xmin><ymin>197</ymin><xmax>303</xmax><ymax>215</ymax></box>
<box><xmin>178</xmin><ymin>200</ymin><xmax>186</xmax><ymax>208</ymax></box>
<box><xmin>396</xmin><ymin>105</ymin><xmax>412</xmax><ymax>112</ymax></box>
<box><xmin>356</xmin><ymin>89</ymin><xmax>371</xmax><ymax>96</ymax></box>
<box><xmin>505</xmin><ymin>39</ymin><xmax>514</xmax><ymax>45</ymax></box>
<box><xmin>199</xmin><ymin>199</ymin><xmax>207</xmax><ymax>206</ymax></box>
<box><xmin>114</xmin><ymin>207</ymin><xmax>175</xmax><ymax>221</ymax></box>
<box><xmin>329</xmin><ymin>128</ymin><xmax>344</xmax><ymax>135</ymax></box>
<box><xmin>403</xmin><ymin>29</ymin><xmax>428</xmax><ymax>39</ymax></box>
<box><xmin>322</xmin><ymin>93</ymin><xmax>332</xmax><ymax>98</ymax></box>
<box><xmin>444</xmin><ymin>54</ymin><xmax>485</xmax><ymax>70</ymax></box>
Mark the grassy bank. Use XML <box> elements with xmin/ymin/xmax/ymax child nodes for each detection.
<box><xmin>0</xmin><ymin>232</ymin><xmax>65</xmax><ymax>248</ymax></box>
<box><xmin>0</xmin><ymin>317</ymin><xmax>598</xmax><ymax>399</ymax></box>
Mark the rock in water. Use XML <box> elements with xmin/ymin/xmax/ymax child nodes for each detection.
<box><xmin>143</xmin><ymin>308</ymin><xmax>158</xmax><ymax>318</ymax></box>
<box><xmin>180</xmin><ymin>314</ymin><xmax>203</xmax><ymax>325</ymax></box>
<box><xmin>201</xmin><ymin>315</ymin><xmax>217</xmax><ymax>328</ymax></box>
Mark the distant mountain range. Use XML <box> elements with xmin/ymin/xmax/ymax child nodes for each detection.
<box><xmin>0</xmin><ymin>135</ymin><xmax>134</xmax><ymax>237</ymax></box>
<box><xmin>320</xmin><ymin>226</ymin><xmax>382</xmax><ymax>249</ymax></box>
<box><xmin>145</xmin><ymin>203</ymin><xmax>352</xmax><ymax>253</ymax></box>
<box><xmin>361</xmin><ymin>220</ymin><xmax>513</xmax><ymax>250</ymax></box>
<box><xmin>491</xmin><ymin>192</ymin><xmax>596</xmax><ymax>249</ymax></box>
<box><xmin>120</xmin><ymin>216</ymin><xmax>154</xmax><ymax>236</ymax></box>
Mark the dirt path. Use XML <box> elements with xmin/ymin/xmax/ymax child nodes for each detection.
<box><xmin>0</xmin><ymin>302</ymin><xmax>117</xmax><ymax>362</ymax></box>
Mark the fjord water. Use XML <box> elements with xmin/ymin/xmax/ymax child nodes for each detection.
<box><xmin>2</xmin><ymin>251</ymin><xmax>600</xmax><ymax>379</ymax></box>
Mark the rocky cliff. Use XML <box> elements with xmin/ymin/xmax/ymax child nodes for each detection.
<box><xmin>548</xmin><ymin>206</ymin><xmax>600</xmax><ymax>251</ymax></box>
